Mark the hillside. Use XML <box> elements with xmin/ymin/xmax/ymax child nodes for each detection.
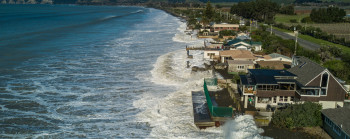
<box><xmin>0</xmin><ymin>0</ymin><xmax>251</xmax><ymax>5</ymax></box>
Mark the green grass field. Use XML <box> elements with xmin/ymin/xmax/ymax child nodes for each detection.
<box><xmin>274</xmin><ymin>14</ymin><xmax>309</xmax><ymax>23</ymax></box>
<box><xmin>298</xmin><ymin>34</ymin><xmax>350</xmax><ymax>54</ymax></box>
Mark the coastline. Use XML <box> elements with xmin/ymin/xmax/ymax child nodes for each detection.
<box><xmin>152</xmin><ymin>6</ymin><xmax>333</xmax><ymax>139</ymax></box>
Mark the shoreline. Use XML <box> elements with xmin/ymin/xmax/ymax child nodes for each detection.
<box><xmin>155</xmin><ymin>6</ymin><xmax>332</xmax><ymax>139</ymax></box>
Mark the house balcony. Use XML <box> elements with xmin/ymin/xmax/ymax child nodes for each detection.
<box><xmin>244</xmin><ymin>88</ymin><xmax>256</xmax><ymax>94</ymax></box>
<box><xmin>255</xmin><ymin>90</ymin><xmax>296</xmax><ymax>98</ymax></box>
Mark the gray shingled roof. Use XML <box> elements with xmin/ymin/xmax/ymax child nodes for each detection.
<box><xmin>322</xmin><ymin>107</ymin><xmax>350</xmax><ymax>136</ymax></box>
<box><xmin>287</xmin><ymin>56</ymin><xmax>325</xmax><ymax>86</ymax></box>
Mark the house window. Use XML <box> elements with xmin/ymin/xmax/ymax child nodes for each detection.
<box><xmin>273</xmin><ymin>96</ymin><xmax>276</xmax><ymax>103</ymax></box>
<box><xmin>321</xmin><ymin>89</ymin><xmax>327</xmax><ymax>96</ymax></box>
<box><xmin>325</xmin><ymin>117</ymin><xmax>332</xmax><ymax>126</ymax></box>
<box><xmin>300</xmin><ymin>89</ymin><xmax>319</xmax><ymax>96</ymax></box>
<box><xmin>238</xmin><ymin>65</ymin><xmax>245</xmax><ymax>70</ymax></box>
<box><xmin>207</xmin><ymin>53</ymin><xmax>215</xmax><ymax>56</ymax></box>
<box><xmin>279</xmin><ymin>96</ymin><xmax>288</xmax><ymax>102</ymax></box>
<box><xmin>333</xmin><ymin>125</ymin><xmax>341</xmax><ymax>136</ymax></box>
<box><xmin>258</xmin><ymin>97</ymin><xmax>271</xmax><ymax>103</ymax></box>
<box><xmin>321</xmin><ymin>73</ymin><xmax>328</xmax><ymax>87</ymax></box>
<box><xmin>321</xmin><ymin>72</ymin><xmax>328</xmax><ymax>96</ymax></box>
<box><xmin>290</xmin><ymin>96</ymin><xmax>294</xmax><ymax>102</ymax></box>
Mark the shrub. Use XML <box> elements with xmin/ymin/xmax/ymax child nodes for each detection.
<box><xmin>290</xmin><ymin>19</ymin><xmax>298</xmax><ymax>23</ymax></box>
<box><xmin>301</xmin><ymin>16</ymin><xmax>312</xmax><ymax>23</ymax></box>
<box><xmin>272</xmin><ymin>102</ymin><xmax>322</xmax><ymax>129</ymax></box>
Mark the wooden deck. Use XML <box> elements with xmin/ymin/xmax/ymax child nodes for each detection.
<box><xmin>192</xmin><ymin>91</ymin><xmax>215</xmax><ymax>128</ymax></box>
<box><xmin>186</xmin><ymin>46</ymin><xmax>205</xmax><ymax>51</ymax></box>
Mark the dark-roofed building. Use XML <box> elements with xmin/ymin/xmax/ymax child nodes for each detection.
<box><xmin>227</xmin><ymin>60</ymin><xmax>254</xmax><ymax>73</ymax></box>
<box><xmin>288</xmin><ymin>56</ymin><xmax>347</xmax><ymax>109</ymax></box>
<box><xmin>322</xmin><ymin>107</ymin><xmax>350</xmax><ymax>139</ymax></box>
<box><xmin>239</xmin><ymin>69</ymin><xmax>297</xmax><ymax>109</ymax></box>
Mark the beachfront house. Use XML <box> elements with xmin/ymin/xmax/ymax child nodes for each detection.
<box><xmin>227</xmin><ymin>60</ymin><xmax>254</xmax><ymax>73</ymax></box>
<box><xmin>211</xmin><ymin>23</ymin><xmax>239</xmax><ymax>32</ymax></box>
<box><xmin>239</xmin><ymin>69</ymin><xmax>297</xmax><ymax>109</ymax></box>
<box><xmin>322</xmin><ymin>107</ymin><xmax>350</xmax><ymax>139</ymax></box>
<box><xmin>204</xmin><ymin>50</ymin><xmax>221</xmax><ymax>61</ymax></box>
<box><xmin>225</xmin><ymin>39</ymin><xmax>262</xmax><ymax>52</ymax></box>
<box><xmin>219</xmin><ymin>50</ymin><xmax>256</xmax><ymax>63</ymax></box>
<box><xmin>287</xmin><ymin>56</ymin><xmax>347</xmax><ymax>109</ymax></box>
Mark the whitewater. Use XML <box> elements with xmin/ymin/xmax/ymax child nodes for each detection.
<box><xmin>0</xmin><ymin>5</ymin><xmax>266</xmax><ymax>138</ymax></box>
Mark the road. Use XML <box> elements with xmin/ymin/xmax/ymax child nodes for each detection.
<box><xmin>268</xmin><ymin>28</ymin><xmax>321</xmax><ymax>51</ymax></box>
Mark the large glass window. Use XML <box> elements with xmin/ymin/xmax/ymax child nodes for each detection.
<box><xmin>321</xmin><ymin>89</ymin><xmax>327</xmax><ymax>96</ymax></box>
<box><xmin>279</xmin><ymin>83</ymin><xmax>295</xmax><ymax>90</ymax></box>
<box><xmin>321</xmin><ymin>73</ymin><xmax>328</xmax><ymax>87</ymax></box>
<box><xmin>257</xmin><ymin>85</ymin><xmax>276</xmax><ymax>91</ymax></box>
<box><xmin>258</xmin><ymin>97</ymin><xmax>271</xmax><ymax>103</ymax></box>
<box><xmin>300</xmin><ymin>89</ymin><xmax>319</xmax><ymax>96</ymax></box>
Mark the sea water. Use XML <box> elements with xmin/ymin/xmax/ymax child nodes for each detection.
<box><xmin>0</xmin><ymin>4</ymin><xmax>266</xmax><ymax>138</ymax></box>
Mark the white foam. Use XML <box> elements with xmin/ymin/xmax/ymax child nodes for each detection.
<box><xmin>223</xmin><ymin>115</ymin><xmax>268</xmax><ymax>139</ymax></box>
<box><xmin>134</xmin><ymin>21</ymin><xmax>268</xmax><ymax>138</ymax></box>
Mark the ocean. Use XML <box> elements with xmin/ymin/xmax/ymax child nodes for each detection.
<box><xmin>0</xmin><ymin>4</ymin><xmax>265</xmax><ymax>138</ymax></box>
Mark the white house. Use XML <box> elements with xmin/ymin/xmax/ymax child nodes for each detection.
<box><xmin>204</xmin><ymin>50</ymin><xmax>221</xmax><ymax>60</ymax></box>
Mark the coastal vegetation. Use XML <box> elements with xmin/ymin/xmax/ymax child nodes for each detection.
<box><xmin>230</xmin><ymin>0</ymin><xmax>279</xmax><ymax>23</ymax></box>
<box><xmin>271</xmin><ymin>102</ymin><xmax>323</xmax><ymax>129</ymax></box>
<box><xmin>310</xmin><ymin>6</ymin><xmax>346</xmax><ymax>23</ymax></box>
<box><xmin>253</xmin><ymin>25</ymin><xmax>350</xmax><ymax>83</ymax></box>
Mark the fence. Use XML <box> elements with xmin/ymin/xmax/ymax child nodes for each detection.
<box><xmin>204</xmin><ymin>80</ymin><xmax>233</xmax><ymax>118</ymax></box>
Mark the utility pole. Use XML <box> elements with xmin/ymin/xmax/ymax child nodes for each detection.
<box><xmin>294</xmin><ymin>27</ymin><xmax>298</xmax><ymax>56</ymax></box>
<box><xmin>270</xmin><ymin>24</ymin><xmax>272</xmax><ymax>35</ymax></box>
<box><xmin>249</xmin><ymin>19</ymin><xmax>252</xmax><ymax>35</ymax></box>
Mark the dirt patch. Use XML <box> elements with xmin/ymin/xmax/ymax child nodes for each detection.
<box><xmin>302</xmin><ymin>127</ymin><xmax>331</xmax><ymax>139</ymax></box>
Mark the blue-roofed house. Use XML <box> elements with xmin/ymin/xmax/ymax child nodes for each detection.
<box><xmin>226</xmin><ymin>39</ymin><xmax>262</xmax><ymax>52</ymax></box>
<box><xmin>322</xmin><ymin>107</ymin><xmax>350</xmax><ymax>139</ymax></box>
<box><xmin>239</xmin><ymin>69</ymin><xmax>297</xmax><ymax>109</ymax></box>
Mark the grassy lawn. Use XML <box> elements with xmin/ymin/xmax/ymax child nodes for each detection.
<box><xmin>272</xmin><ymin>26</ymin><xmax>292</xmax><ymax>33</ymax></box>
<box><xmin>298</xmin><ymin>34</ymin><xmax>350</xmax><ymax>54</ymax></box>
<box><xmin>274</xmin><ymin>14</ymin><xmax>309</xmax><ymax>23</ymax></box>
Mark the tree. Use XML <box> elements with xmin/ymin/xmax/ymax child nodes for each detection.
<box><xmin>301</xmin><ymin>17</ymin><xmax>312</xmax><ymax>23</ymax></box>
<box><xmin>280</xmin><ymin>5</ymin><xmax>295</xmax><ymax>15</ymax></box>
<box><xmin>204</xmin><ymin>1</ymin><xmax>214</xmax><ymax>19</ymax></box>
<box><xmin>310</xmin><ymin>7</ymin><xmax>346</xmax><ymax>23</ymax></box>
<box><xmin>230</xmin><ymin>0</ymin><xmax>279</xmax><ymax>22</ymax></box>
